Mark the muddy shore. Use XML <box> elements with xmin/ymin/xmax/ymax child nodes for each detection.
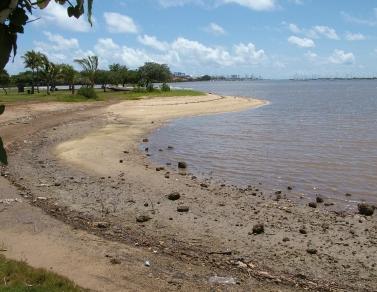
<box><xmin>1</xmin><ymin>94</ymin><xmax>376</xmax><ymax>291</ymax></box>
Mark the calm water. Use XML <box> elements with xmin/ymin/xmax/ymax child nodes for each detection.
<box><xmin>149</xmin><ymin>80</ymin><xmax>377</xmax><ymax>204</ymax></box>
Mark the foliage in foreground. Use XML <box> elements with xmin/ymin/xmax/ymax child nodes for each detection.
<box><xmin>0</xmin><ymin>254</ymin><xmax>84</xmax><ymax>291</ymax></box>
<box><xmin>77</xmin><ymin>87</ymin><xmax>98</xmax><ymax>99</ymax></box>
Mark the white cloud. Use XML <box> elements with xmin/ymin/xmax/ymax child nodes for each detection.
<box><xmin>288</xmin><ymin>23</ymin><xmax>301</xmax><ymax>33</ymax></box>
<box><xmin>309</xmin><ymin>26</ymin><xmax>339</xmax><ymax>40</ymax></box>
<box><xmin>36</xmin><ymin>2</ymin><xmax>91</xmax><ymax>32</ymax></box>
<box><xmin>159</xmin><ymin>0</ymin><xmax>277</xmax><ymax>11</ymax></box>
<box><xmin>341</xmin><ymin>11</ymin><xmax>377</xmax><ymax>27</ymax></box>
<box><xmin>104</xmin><ymin>12</ymin><xmax>139</xmax><ymax>34</ymax></box>
<box><xmin>345</xmin><ymin>32</ymin><xmax>366</xmax><ymax>41</ymax></box>
<box><xmin>305</xmin><ymin>51</ymin><xmax>317</xmax><ymax>61</ymax></box>
<box><xmin>288</xmin><ymin>36</ymin><xmax>315</xmax><ymax>48</ymax></box>
<box><xmin>92</xmin><ymin>37</ymin><xmax>266</xmax><ymax>70</ymax></box>
<box><xmin>205</xmin><ymin>22</ymin><xmax>226</xmax><ymax>35</ymax></box>
<box><xmin>138</xmin><ymin>35</ymin><xmax>169</xmax><ymax>51</ymax></box>
<box><xmin>220</xmin><ymin>0</ymin><xmax>277</xmax><ymax>11</ymax></box>
<box><xmin>328</xmin><ymin>49</ymin><xmax>355</xmax><ymax>65</ymax></box>
<box><xmin>43</xmin><ymin>31</ymin><xmax>79</xmax><ymax>50</ymax></box>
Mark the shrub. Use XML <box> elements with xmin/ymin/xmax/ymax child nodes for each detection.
<box><xmin>77</xmin><ymin>87</ymin><xmax>98</xmax><ymax>99</ymax></box>
<box><xmin>160</xmin><ymin>83</ymin><xmax>170</xmax><ymax>92</ymax></box>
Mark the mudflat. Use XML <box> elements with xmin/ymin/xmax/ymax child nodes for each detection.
<box><xmin>1</xmin><ymin>94</ymin><xmax>376</xmax><ymax>291</ymax></box>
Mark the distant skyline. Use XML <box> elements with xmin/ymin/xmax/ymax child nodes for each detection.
<box><xmin>5</xmin><ymin>0</ymin><xmax>377</xmax><ymax>78</ymax></box>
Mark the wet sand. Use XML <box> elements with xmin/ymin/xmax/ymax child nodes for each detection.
<box><xmin>1</xmin><ymin>94</ymin><xmax>377</xmax><ymax>291</ymax></box>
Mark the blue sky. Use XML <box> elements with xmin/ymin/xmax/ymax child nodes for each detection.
<box><xmin>5</xmin><ymin>0</ymin><xmax>377</xmax><ymax>78</ymax></box>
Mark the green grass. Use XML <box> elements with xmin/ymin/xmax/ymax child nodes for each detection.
<box><xmin>0</xmin><ymin>254</ymin><xmax>85</xmax><ymax>291</ymax></box>
<box><xmin>0</xmin><ymin>87</ymin><xmax>205</xmax><ymax>104</ymax></box>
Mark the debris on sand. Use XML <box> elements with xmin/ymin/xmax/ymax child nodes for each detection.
<box><xmin>252</xmin><ymin>223</ymin><xmax>264</xmax><ymax>234</ymax></box>
<box><xmin>177</xmin><ymin>206</ymin><xmax>189</xmax><ymax>212</ymax></box>
<box><xmin>358</xmin><ymin>203</ymin><xmax>375</xmax><ymax>216</ymax></box>
<box><xmin>136</xmin><ymin>215</ymin><xmax>151</xmax><ymax>223</ymax></box>
<box><xmin>178</xmin><ymin>161</ymin><xmax>187</xmax><ymax>169</ymax></box>
<box><xmin>167</xmin><ymin>192</ymin><xmax>181</xmax><ymax>201</ymax></box>
<box><xmin>209</xmin><ymin>276</ymin><xmax>236</xmax><ymax>285</ymax></box>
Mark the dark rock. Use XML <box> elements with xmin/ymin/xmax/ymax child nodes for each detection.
<box><xmin>168</xmin><ymin>192</ymin><xmax>181</xmax><ymax>201</ymax></box>
<box><xmin>345</xmin><ymin>193</ymin><xmax>352</xmax><ymax>197</ymax></box>
<box><xmin>142</xmin><ymin>138</ymin><xmax>149</xmax><ymax>143</ymax></box>
<box><xmin>119</xmin><ymin>160</ymin><xmax>123</xmax><ymax>163</ymax></box>
<box><xmin>95</xmin><ymin>222</ymin><xmax>110</xmax><ymax>228</ymax></box>
<box><xmin>200</xmin><ymin>183</ymin><xmax>208</xmax><ymax>188</ymax></box>
<box><xmin>308</xmin><ymin>202</ymin><xmax>317</xmax><ymax>208</ymax></box>
<box><xmin>273</xmin><ymin>193</ymin><xmax>282</xmax><ymax>201</ymax></box>
<box><xmin>159</xmin><ymin>149</ymin><xmax>163</xmax><ymax>152</ymax></box>
<box><xmin>177</xmin><ymin>206</ymin><xmax>189</xmax><ymax>212</ymax></box>
<box><xmin>275</xmin><ymin>190</ymin><xmax>282</xmax><ymax>195</ymax></box>
<box><xmin>145</xmin><ymin>147</ymin><xmax>149</xmax><ymax>152</ymax></box>
<box><xmin>299</xmin><ymin>228</ymin><xmax>307</xmax><ymax>234</ymax></box>
<box><xmin>306</xmin><ymin>248</ymin><xmax>318</xmax><ymax>255</ymax></box>
<box><xmin>252</xmin><ymin>223</ymin><xmax>264</xmax><ymax>234</ymax></box>
<box><xmin>316</xmin><ymin>196</ymin><xmax>324</xmax><ymax>203</ymax></box>
<box><xmin>136</xmin><ymin>215</ymin><xmax>151</xmax><ymax>223</ymax></box>
<box><xmin>324</xmin><ymin>202</ymin><xmax>334</xmax><ymax>207</ymax></box>
<box><xmin>167</xmin><ymin>146</ymin><xmax>174</xmax><ymax>150</ymax></box>
<box><xmin>282</xmin><ymin>237</ymin><xmax>290</xmax><ymax>242</ymax></box>
<box><xmin>54</xmin><ymin>182</ymin><xmax>61</xmax><ymax>187</ymax></box>
<box><xmin>123</xmin><ymin>151</ymin><xmax>129</xmax><ymax>154</ymax></box>
<box><xmin>110</xmin><ymin>258</ymin><xmax>121</xmax><ymax>265</ymax></box>
<box><xmin>144</xmin><ymin>202</ymin><xmax>149</xmax><ymax>207</ymax></box>
<box><xmin>287</xmin><ymin>186</ymin><xmax>293</xmax><ymax>190</ymax></box>
<box><xmin>178</xmin><ymin>161</ymin><xmax>187</xmax><ymax>169</ymax></box>
<box><xmin>165</xmin><ymin>174</ymin><xmax>170</xmax><ymax>179</ymax></box>
<box><xmin>358</xmin><ymin>203</ymin><xmax>375</xmax><ymax>216</ymax></box>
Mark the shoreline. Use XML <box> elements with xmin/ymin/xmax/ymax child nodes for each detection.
<box><xmin>2</xmin><ymin>93</ymin><xmax>377</xmax><ymax>291</ymax></box>
<box><xmin>55</xmin><ymin>93</ymin><xmax>268</xmax><ymax>176</ymax></box>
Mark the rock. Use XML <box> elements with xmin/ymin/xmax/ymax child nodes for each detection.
<box><xmin>316</xmin><ymin>196</ymin><xmax>324</xmax><ymax>203</ymax></box>
<box><xmin>119</xmin><ymin>160</ymin><xmax>123</xmax><ymax>163</ymax></box>
<box><xmin>282</xmin><ymin>237</ymin><xmax>290</xmax><ymax>242</ymax></box>
<box><xmin>54</xmin><ymin>182</ymin><xmax>61</xmax><ymax>187</ymax></box>
<box><xmin>136</xmin><ymin>215</ymin><xmax>151</xmax><ymax>223</ymax></box>
<box><xmin>209</xmin><ymin>276</ymin><xmax>236</xmax><ymax>285</ymax></box>
<box><xmin>110</xmin><ymin>258</ymin><xmax>121</xmax><ymax>265</ymax></box>
<box><xmin>164</xmin><ymin>174</ymin><xmax>170</xmax><ymax>179</ymax></box>
<box><xmin>299</xmin><ymin>228</ymin><xmax>307</xmax><ymax>234</ymax></box>
<box><xmin>95</xmin><ymin>222</ymin><xmax>110</xmax><ymax>228</ymax></box>
<box><xmin>324</xmin><ymin>202</ymin><xmax>334</xmax><ymax>207</ymax></box>
<box><xmin>358</xmin><ymin>203</ymin><xmax>375</xmax><ymax>216</ymax></box>
<box><xmin>308</xmin><ymin>202</ymin><xmax>317</xmax><ymax>208</ymax></box>
<box><xmin>306</xmin><ymin>248</ymin><xmax>318</xmax><ymax>255</ymax></box>
<box><xmin>287</xmin><ymin>186</ymin><xmax>293</xmax><ymax>190</ymax></box>
<box><xmin>178</xmin><ymin>161</ymin><xmax>187</xmax><ymax>169</ymax></box>
<box><xmin>275</xmin><ymin>190</ymin><xmax>282</xmax><ymax>195</ymax></box>
<box><xmin>273</xmin><ymin>193</ymin><xmax>282</xmax><ymax>201</ymax></box>
<box><xmin>167</xmin><ymin>146</ymin><xmax>174</xmax><ymax>150</ymax></box>
<box><xmin>144</xmin><ymin>260</ymin><xmax>151</xmax><ymax>267</ymax></box>
<box><xmin>142</xmin><ymin>138</ymin><xmax>149</xmax><ymax>143</ymax></box>
<box><xmin>345</xmin><ymin>193</ymin><xmax>352</xmax><ymax>197</ymax></box>
<box><xmin>200</xmin><ymin>183</ymin><xmax>208</xmax><ymax>188</ymax></box>
<box><xmin>37</xmin><ymin>196</ymin><xmax>48</xmax><ymax>201</ymax></box>
<box><xmin>252</xmin><ymin>223</ymin><xmax>264</xmax><ymax>234</ymax></box>
<box><xmin>177</xmin><ymin>206</ymin><xmax>189</xmax><ymax>212</ymax></box>
<box><xmin>167</xmin><ymin>192</ymin><xmax>181</xmax><ymax>201</ymax></box>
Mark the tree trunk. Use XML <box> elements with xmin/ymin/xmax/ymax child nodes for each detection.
<box><xmin>2</xmin><ymin>87</ymin><xmax>7</xmax><ymax>95</ymax></box>
<box><xmin>46</xmin><ymin>80</ymin><xmax>50</xmax><ymax>95</ymax></box>
<box><xmin>71</xmin><ymin>83</ymin><xmax>75</xmax><ymax>95</ymax></box>
<box><xmin>36</xmin><ymin>69</ymin><xmax>40</xmax><ymax>93</ymax></box>
<box><xmin>31</xmin><ymin>69</ymin><xmax>35</xmax><ymax>94</ymax></box>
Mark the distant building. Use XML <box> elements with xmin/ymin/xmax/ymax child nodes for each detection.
<box><xmin>172</xmin><ymin>72</ymin><xmax>192</xmax><ymax>82</ymax></box>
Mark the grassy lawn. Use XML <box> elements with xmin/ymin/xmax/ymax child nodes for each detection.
<box><xmin>0</xmin><ymin>87</ymin><xmax>204</xmax><ymax>103</ymax></box>
<box><xmin>0</xmin><ymin>254</ymin><xmax>85</xmax><ymax>291</ymax></box>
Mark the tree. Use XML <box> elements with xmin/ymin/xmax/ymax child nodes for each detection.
<box><xmin>60</xmin><ymin>64</ymin><xmax>77</xmax><ymax>94</ymax></box>
<box><xmin>109</xmin><ymin>63</ymin><xmax>128</xmax><ymax>87</ymax></box>
<box><xmin>74</xmin><ymin>55</ymin><xmax>98</xmax><ymax>88</ymax></box>
<box><xmin>0</xmin><ymin>69</ymin><xmax>10</xmax><ymax>94</ymax></box>
<box><xmin>96</xmin><ymin>70</ymin><xmax>111</xmax><ymax>92</ymax></box>
<box><xmin>40</xmin><ymin>55</ymin><xmax>59</xmax><ymax>95</ymax></box>
<box><xmin>22</xmin><ymin>50</ymin><xmax>43</xmax><ymax>94</ymax></box>
<box><xmin>0</xmin><ymin>0</ymin><xmax>94</xmax><ymax>71</ymax></box>
<box><xmin>139</xmin><ymin>62</ymin><xmax>171</xmax><ymax>89</ymax></box>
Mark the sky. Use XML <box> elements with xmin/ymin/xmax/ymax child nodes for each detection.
<box><xmin>5</xmin><ymin>0</ymin><xmax>377</xmax><ymax>79</ymax></box>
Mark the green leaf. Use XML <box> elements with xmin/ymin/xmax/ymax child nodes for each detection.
<box><xmin>67</xmin><ymin>6</ymin><xmax>74</xmax><ymax>17</ymax></box>
<box><xmin>87</xmin><ymin>0</ymin><xmax>93</xmax><ymax>26</ymax></box>
<box><xmin>9</xmin><ymin>7</ymin><xmax>29</xmax><ymax>26</ymax></box>
<box><xmin>0</xmin><ymin>137</ymin><xmax>7</xmax><ymax>165</ymax></box>
<box><xmin>0</xmin><ymin>25</ymin><xmax>13</xmax><ymax>70</ymax></box>
<box><xmin>37</xmin><ymin>0</ymin><xmax>51</xmax><ymax>9</ymax></box>
<box><xmin>0</xmin><ymin>105</ymin><xmax>5</xmax><ymax>115</ymax></box>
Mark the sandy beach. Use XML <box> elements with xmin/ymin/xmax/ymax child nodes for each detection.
<box><xmin>1</xmin><ymin>93</ymin><xmax>376</xmax><ymax>291</ymax></box>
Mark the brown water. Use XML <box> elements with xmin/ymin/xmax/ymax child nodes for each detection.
<box><xmin>148</xmin><ymin>80</ymin><xmax>377</xmax><ymax>206</ymax></box>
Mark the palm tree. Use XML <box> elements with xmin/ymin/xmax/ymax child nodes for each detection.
<box><xmin>60</xmin><ymin>64</ymin><xmax>77</xmax><ymax>94</ymax></box>
<box><xmin>22</xmin><ymin>50</ymin><xmax>43</xmax><ymax>94</ymax></box>
<box><xmin>74</xmin><ymin>55</ymin><xmax>98</xmax><ymax>88</ymax></box>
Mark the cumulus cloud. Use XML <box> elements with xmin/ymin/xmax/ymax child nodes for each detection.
<box><xmin>288</xmin><ymin>23</ymin><xmax>301</xmax><ymax>33</ymax></box>
<box><xmin>305</xmin><ymin>51</ymin><xmax>317</xmax><ymax>62</ymax></box>
<box><xmin>345</xmin><ymin>32</ymin><xmax>366</xmax><ymax>41</ymax></box>
<box><xmin>288</xmin><ymin>36</ymin><xmax>315</xmax><ymax>48</ymax></box>
<box><xmin>104</xmin><ymin>12</ymin><xmax>139</xmax><ymax>34</ymax></box>
<box><xmin>138</xmin><ymin>35</ymin><xmax>169</xmax><ymax>51</ymax></box>
<box><xmin>204</xmin><ymin>22</ymin><xmax>226</xmax><ymax>35</ymax></box>
<box><xmin>309</xmin><ymin>26</ymin><xmax>339</xmax><ymax>40</ymax></box>
<box><xmin>328</xmin><ymin>49</ymin><xmax>355</xmax><ymax>65</ymax></box>
<box><xmin>341</xmin><ymin>10</ymin><xmax>377</xmax><ymax>27</ymax></box>
<box><xmin>93</xmin><ymin>36</ymin><xmax>266</xmax><ymax>70</ymax></box>
<box><xmin>159</xmin><ymin>0</ymin><xmax>277</xmax><ymax>11</ymax></box>
<box><xmin>35</xmin><ymin>2</ymin><xmax>91</xmax><ymax>32</ymax></box>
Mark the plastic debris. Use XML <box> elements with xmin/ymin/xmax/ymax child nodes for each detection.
<box><xmin>209</xmin><ymin>276</ymin><xmax>236</xmax><ymax>285</ymax></box>
<box><xmin>144</xmin><ymin>260</ymin><xmax>150</xmax><ymax>267</ymax></box>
